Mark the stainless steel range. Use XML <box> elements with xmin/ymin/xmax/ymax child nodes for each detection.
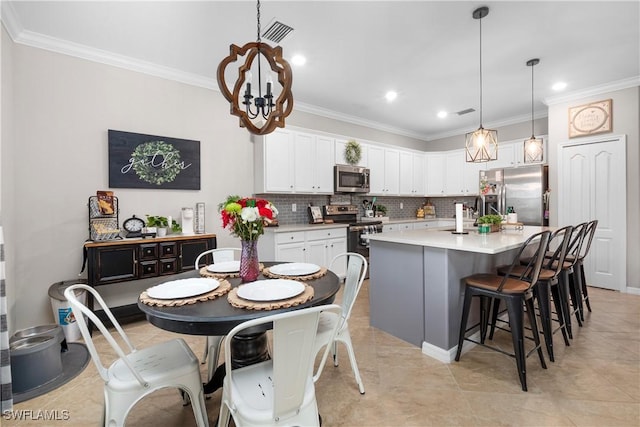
<box><xmin>323</xmin><ymin>205</ymin><xmax>383</xmax><ymax>276</ymax></box>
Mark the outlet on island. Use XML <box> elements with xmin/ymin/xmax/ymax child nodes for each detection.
<box><xmin>292</xmin><ymin>203</ymin><xmax>297</xmax><ymax>212</ymax></box>
<box><xmin>400</xmin><ymin>202</ymin><xmax>403</xmax><ymax>210</ymax></box>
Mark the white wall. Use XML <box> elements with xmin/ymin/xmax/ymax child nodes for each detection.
<box><xmin>547</xmin><ymin>86</ymin><xmax>640</xmax><ymax>290</ymax></box>
<box><xmin>5</xmin><ymin>40</ymin><xmax>261</xmax><ymax>330</ymax></box>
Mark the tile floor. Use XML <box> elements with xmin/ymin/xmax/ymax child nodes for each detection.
<box><xmin>7</xmin><ymin>283</ymin><xmax>640</xmax><ymax>426</ymax></box>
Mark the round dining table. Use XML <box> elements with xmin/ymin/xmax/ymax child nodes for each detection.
<box><xmin>137</xmin><ymin>262</ymin><xmax>341</xmax><ymax>393</ymax></box>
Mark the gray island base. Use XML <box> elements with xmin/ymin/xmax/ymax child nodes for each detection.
<box><xmin>368</xmin><ymin>226</ymin><xmax>549</xmax><ymax>363</ymax></box>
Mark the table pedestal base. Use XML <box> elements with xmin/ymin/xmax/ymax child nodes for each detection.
<box><xmin>203</xmin><ymin>331</ymin><xmax>270</xmax><ymax>394</ymax></box>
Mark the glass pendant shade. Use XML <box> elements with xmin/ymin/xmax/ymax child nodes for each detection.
<box><xmin>524</xmin><ymin>136</ymin><xmax>543</xmax><ymax>163</ymax></box>
<box><xmin>465</xmin><ymin>126</ymin><xmax>498</xmax><ymax>162</ymax></box>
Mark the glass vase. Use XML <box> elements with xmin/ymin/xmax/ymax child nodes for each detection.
<box><xmin>239</xmin><ymin>239</ymin><xmax>260</xmax><ymax>283</ymax></box>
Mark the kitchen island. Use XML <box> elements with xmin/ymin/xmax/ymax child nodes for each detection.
<box><xmin>367</xmin><ymin>226</ymin><xmax>550</xmax><ymax>363</ymax></box>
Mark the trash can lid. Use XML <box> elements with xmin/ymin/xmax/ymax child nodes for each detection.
<box><xmin>48</xmin><ymin>279</ymin><xmax>88</xmax><ymax>301</ymax></box>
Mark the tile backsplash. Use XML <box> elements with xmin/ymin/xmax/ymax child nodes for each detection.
<box><xmin>256</xmin><ymin>193</ymin><xmax>480</xmax><ymax>225</ymax></box>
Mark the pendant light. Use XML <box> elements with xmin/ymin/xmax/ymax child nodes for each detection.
<box><xmin>465</xmin><ymin>6</ymin><xmax>498</xmax><ymax>163</ymax></box>
<box><xmin>217</xmin><ymin>0</ymin><xmax>293</xmax><ymax>135</ymax></box>
<box><xmin>524</xmin><ymin>58</ymin><xmax>544</xmax><ymax>163</ymax></box>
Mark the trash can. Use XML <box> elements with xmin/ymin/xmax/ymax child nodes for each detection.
<box><xmin>48</xmin><ymin>279</ymin><xmax>88</xmax><ymax>342</ymax></box>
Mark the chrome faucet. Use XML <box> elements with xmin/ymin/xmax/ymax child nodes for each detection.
<box><xmin>489</xmin><ymin>206</ymin><xmax>502</xmax><ymax>215</ymax></box>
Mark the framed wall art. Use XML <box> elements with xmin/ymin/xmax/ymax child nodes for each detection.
<box><xmin>568</xmin><ymin>99</ymin><xmax>612</xmax><ymax>138</ymax></box>
<box><xmin>108</xmin><ymin>130</ymin><xmax>201</xmax><ymax>190</ymax></box>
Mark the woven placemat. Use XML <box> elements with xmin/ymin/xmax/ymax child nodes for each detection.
<box><xmin>140</xmin><ymin>279</ymin><xmax>231</xmax><ymax>307</ymax></box>
<box><xmin>199</xmin><ymin>263</ymin><xmax>265</xmax><ymax>279</ymax></box>
<box><xmin>262</xmin><ymin>266</ymin><xmax>328</xmax><ymax>281</ymax></box>
<box><xmin>227</xmin><ymin>283</ymin><xmax>314</xmax><ymax>310</ymax></box>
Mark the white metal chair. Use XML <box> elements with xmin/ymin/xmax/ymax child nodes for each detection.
<box><xmin>312</xmin><ymin>252</ymin><xmax>367</xmax><ymax>394</ymax></box>
<box><xmin>194</xmin><ymin>248</ymin><xmax>241</xmax><ymax>385</ymax></box>
<box><xmin>63</xmin><ymin>284</ymin><xmax>209</xmax><ymax>427</ymax></box>
<box><xmin>217</xmin><ymin>304</ymin><xmax>341</xmax><ymax>427</ymax></box>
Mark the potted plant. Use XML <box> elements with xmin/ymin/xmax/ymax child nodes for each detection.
<box><xmin>375</xmin><ymin>204</ymin><xmax>387</xmax><ymax>217</ymax></box>
<box><xmin>477</xmin><ymin>214</ymin><xmax>504</xmax><ymax>233</ymax></box>
<box><xmin>146</xmin><ymin>215</ymin><xmax>181</xmax><ymax>237</ymax></box>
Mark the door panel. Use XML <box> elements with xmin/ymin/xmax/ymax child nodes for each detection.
<box><xmin>559</xmin><ymin>137</ymin><xmax>626</xmax><ymax>291</ymax></box>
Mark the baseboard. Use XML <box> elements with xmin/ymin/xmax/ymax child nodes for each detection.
<box><xmin>421</xmin><ymin>331</ymin><xmax>481</xmax><ymax>363</ymax></box>
<box><xmin>625</xmin><ymin>286</ymin><xmax>640</xmax><ymax>295</ymax></box>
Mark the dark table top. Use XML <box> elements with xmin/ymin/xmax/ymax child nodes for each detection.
<box><xmin>138</xmin><ymin>262</ymin><xmax>341</xmax><ymax>336</ymax></box>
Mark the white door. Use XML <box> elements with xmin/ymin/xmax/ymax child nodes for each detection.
<box><xmin>558</xmin><ymin>136</ymin><xmax>626</xmax><ymax>291</ymax></box>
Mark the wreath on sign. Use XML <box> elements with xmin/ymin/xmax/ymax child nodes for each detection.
<box><xmin>131</xmin><ymin>141</ymin><xmax>182</xmax><ymax>185</ymax></box>
<box><xmin>344</xmin><ymin>140</ymin><xmax>362</xmax><ymax>165</ymax></box>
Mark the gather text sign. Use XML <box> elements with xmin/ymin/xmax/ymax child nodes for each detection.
<box><xmin>568</xmin><ymin>99</ymin><xmax>612</xmax><ymax>138</ymax></box>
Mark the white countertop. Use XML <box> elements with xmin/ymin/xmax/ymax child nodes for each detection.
<box><xmin>263</xmin><ymin>223</ymin><xmax>349</xmax><ymax>233</ymax></box>
<box><xmin>383</xmin><ymin>217</ymin><xmax>475</xmax><ymax>225</ymax></box>
<box><xmin>367</xmin><ymin>226</ymin><xmax>552</xmax><ymax>254</ymax></box>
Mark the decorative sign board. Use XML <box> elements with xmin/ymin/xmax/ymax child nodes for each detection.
<box><xmin>568</xmin><ymin>99</ymin><xmax>612</xmax><ymax>138</ymax></box>
<box><xmin>108</xmin><ymin>130</ymin><xmax>201</xmax><ymax>190</ymax></box>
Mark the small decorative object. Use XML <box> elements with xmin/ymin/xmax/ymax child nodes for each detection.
<box><xmin>479</xmin><ymin>175</ymin><xmax>491</xmax><ymax>195</ymax></box>
<box><xmin>344</xmin><ymin>140</ymin><xmax>362</xmax><ymax>165</ymax></box>
<box><xmin>569</xmin><ymin>99</ymin><xmax>612</xmax><ymax>138</ymax></box>
<box><xmin>219</xmin><ymin>195</ymin><xmax>278</xmax><ymax>282</ymax></box>
<box><xmin>477</xmin><ymin>214</ymin><xmax>504</xmax><ymax>233</ymax></box>
<box><xmin>122</xmin><ymin>215</ymin><xmax>145</xmax><ymax>238</ymax></box>
<box><xmin>145</xmin><ymin>215</ymin><xmax>181</xmax><ymax>238</ymax></box>
<box><xmin>181</xmin><ymin>207</ymin><xmax>195</xmax><ymax>235</ymax></box>
<box><xmin>308</xmin><ymin>206</ymin><xmax>323</xmax><ymax>224</ymax></box>
<box><xmin>194</xmin><ymin>202</ymin><xmax>206</xmax><ymax>234</ymax></box>
<box><xmin>375</xmin><ymin>204</ymin><xmax>387</xmax><ymax>217</ymax></box>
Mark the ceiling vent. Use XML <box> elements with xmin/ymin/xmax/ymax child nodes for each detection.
<box><xmin>262</xmin><ymin>19</ymin><xmax>294</xmax><ymax>43</ymax></box>
<box><xmin>455</xmin><ymin>108</ymin><xmax>476</xmax><ymax>116</ymax></box>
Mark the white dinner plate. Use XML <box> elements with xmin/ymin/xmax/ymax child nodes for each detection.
<box><xmin>236</xmin><ymin>279</ymin><xmax>305</xmax><ymax>302</ymax></box>
<box><xmin>207</xmin><ymin>261</ymin><xmax>240</xmax><ymax>273</ymax></box>
<box><xmin>146</xmin><ymin>278</ymin><xmax>219</xmax><ymax>300</ymax></box>
<box><xmin>269</xmin><ymin>262</ymin><xmax>321</xmax><ymax>276</ymax></box>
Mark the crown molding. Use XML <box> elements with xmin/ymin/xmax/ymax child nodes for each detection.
<box><xmin>544</xmin><ymin>76</ymin><xmax>640</xmax><ymax>106</ymax></box>
<box><xmin>1</xmin><ymin>1</ymin><xmax>23</xmax><ymax>39</ymax></box>
<box><xmin>424</xmin><ymin>111</ymin><xmax>548</xmax><ymax>141</ymax></box>
<box><xmin>293</xmin><ymin>101</ymin><xmax>430</xmax><ymax>141</ymax></box>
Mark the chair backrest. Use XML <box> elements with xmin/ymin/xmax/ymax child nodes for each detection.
<box><xmin>498</xmin><ymin>231</ymin><xmax>551</xmax><ymax>292</ymax></box>
<box><xmin>224</xmin><ymin>304</ymin><xmax>341</xmax><ymax>423</ymax></box>
<box><xmin>329</xmin><ymin>252</ymin><xmax>367</xmax><ymax>324</ymax></box>
<box><xmin>578</xmin><ymin>220</ymin><xmax>598</xmax><ymax>261</ymax></box>
<box><xmin>194</xmin><ymin>247</ymin><xmax>241</xmax><ymax>270</ymax></box>
<box><xmin>565</xmin><ymin>222</ymin><xmax>589</xmax><ymax>267</ymax></box>
<box><xmin>544</xmin><ymin>225</ymin><xmax>574</xmax><ymax>276</ymax></box>
<box><xmin>63</xmin><ymin>284</ymin><xmax>147</xmax><ymax>386</ymax></box>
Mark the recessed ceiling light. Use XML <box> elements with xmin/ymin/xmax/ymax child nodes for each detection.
<box><xmin>437</xmin><ymin>111</ymin><xmax>448</xmax><ymax>119</ymax></box>
<box><xmin>552</xmin><ymin>82</ymin><xmax>567</xmax><ymax>91</ymax></box>
<box><xmin>385</xmin><ymin>91</ymin><xmax>398</xmax><ymax>102</ymax></box>
<box><xmin>291</xmin><ymin>55</ymin><xmax>306</xmax><ymax>66</ymax></box>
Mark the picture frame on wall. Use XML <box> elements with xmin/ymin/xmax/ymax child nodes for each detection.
<box><xmin>568</xmin><ymin>99</ymin><xmax>612</xmax><ymax>138</ymax></box>
<box><xmin>108</xmin><ymin>130</ymin><xmax>201</xmax><ymax>190</ymax></box>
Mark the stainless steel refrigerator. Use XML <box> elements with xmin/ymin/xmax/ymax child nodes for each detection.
<box><xmin>480</xmin><ymin>165</ymin><xmax>549</xmax><ymax>226</ymax></box>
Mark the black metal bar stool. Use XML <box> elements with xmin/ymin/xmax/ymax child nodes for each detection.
<box><xmin>455</xmin><ymin>230</ymin><xmax>551</xmax><ymax>392</ymax></box>
<box><xmin>565</xmin><ymin>219</ymin><xmax>598</xmax><ymax>321</ymax></box>
<box><xmin>493</xmin><ymin>225</ymin><xmax>573</xmax><ymax>362</ymax></box>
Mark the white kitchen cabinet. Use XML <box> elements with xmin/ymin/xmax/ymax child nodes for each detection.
<box><xmin>335</xmin><ymin>139</ymin><xmax>368</xmax><ymax>166</ymax></box>
<box><xmin>445</xmin><ymin>150</ymin><xmax>465</xmax><ymax>195</ymax></box>
<box><xmin>400</xmin><ymin>152</ymin><xmax>426</xmax><ymax>196</ymax></box>
<box><xmin>463</xmin><ymin>159</ymin><xmax>484</xmax><ymax>195</ymax></box>
<box><xmin>382</xmin><ymin>222</ymin><xmax>414</xmax><ymax>232</ymax></box>
<box><xmin>368</xmin><ymin>145</ymin><xmax>400</xmax><ymax>195</ymax></box>
<box><xmin>293</xmin><ymin>132</ymin><xmax>334</xmax><ymax>193</ymax></box>
<box><xmin>255</xmin><ymin>129</ymin><xmax>334</xmax><ymax>194</ymax></box>
<box><xmin>413</xmin><ymin>221</ymin><xmax>431</xmax><ymax>230</ymax></box>
<box><xmin>259</xmin><ymin>227</ymin><xmax>347</xmax><ymax>278</ymax></box>
<box><xmin>426</xmin><ymin>152</ymin><xmax>446</xmax><ymax>196</ymax></box>
<box><xmin>254</xmin><ymin>128</ymin><xmax>295</xmax><ymax>193</ymax></box>
<box><xmin>492</xmin><ymin>138</ymin><xmax>548</xmax><ymax>169</ymax></box>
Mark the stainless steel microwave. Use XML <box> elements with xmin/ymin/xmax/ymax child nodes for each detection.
<box><xmin>334</xmin><ymin>164</ymin><xmax>370</xmax><ymax>193</ymax></box>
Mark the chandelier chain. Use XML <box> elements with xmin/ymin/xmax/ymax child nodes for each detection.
<box><xmin>256</xmin><ymin>0</ymin><xmax>261</xmax><ymax>42</ymax></box>
<box><xmin>530</xmin><ymin>61</ymin><xmax>535</xmax><ymax>136</ymax></box>
<box><xmin>478</xmin><ymin>13</ymin><xmax>483</xmax><ymax>127</ymax></box>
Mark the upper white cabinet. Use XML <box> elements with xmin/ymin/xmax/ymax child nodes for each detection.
<box><xmin>254</xmin><ymin>129</ymin><xmax>334</xmax><ymax>194</ymax></box>
<box><xmin>493</xmin><ymin>138</ymin><xmax>548</xmax><ymax>169</ymax></box>
<box><xmin>254</xmin><ymin>128</ymin><xmax>295</xmax><ymax>193</ymax></box>
<box><xmin>368</xmin><ymin>145</ymin><xmax>400</xmax><ymax>195</ymax></box>
<box><xmin>399</xmin><ymin>152</ymin><xmax>426</xmax><ymax>196</ymax></box>
<box><xmin>335</xmin><ymin>139</ymin><xmax>368</xmax><ymax>166</ymax></box>
<box><xmin>426</xmin><ymin>153</ymin><xmax>446</xmax><ymax>196</ymax></box>
<box><xmin>445</xmin><ymin>150</ymin><xmax>465</xmax><ymax>195</ymax></box>
<box><xmin>293</xmin><ymin>132</ymin><xmax>335</xmax><ymax>193</ymax></box>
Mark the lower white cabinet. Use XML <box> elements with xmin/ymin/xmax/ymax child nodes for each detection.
<box><xmin>259</xmin><ymin>227</ymin><xmax>347</xmax><ymax>278</ymax></box>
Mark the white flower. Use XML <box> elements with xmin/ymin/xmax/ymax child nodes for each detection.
<box><xmin>241</xmin><ymin>207</ymin><xmax>259</xmax><ymax>222</ymax></box>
